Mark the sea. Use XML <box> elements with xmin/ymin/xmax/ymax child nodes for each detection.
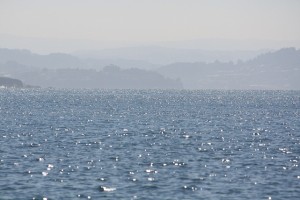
<box><xmin>0</xmin><ymin>89</ymin><xmax>299</xmax><ymax>199</ymax></box>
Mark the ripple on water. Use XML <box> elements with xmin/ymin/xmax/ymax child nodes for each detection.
<box><xmin>0</xmin><ymin>90</ymin><xmax>299</xmax><ymax>199</ymax></box>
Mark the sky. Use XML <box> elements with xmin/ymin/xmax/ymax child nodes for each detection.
<box><xmin>1</xmin><ymin>0</ymin><xmax>300</xmax><ymax>52</ymax></box>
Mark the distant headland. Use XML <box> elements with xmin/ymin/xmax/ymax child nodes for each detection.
<box><xmin>0</xmin><ymin>77</ymin><xmax>39</xmax><ymax>89</ymax></box>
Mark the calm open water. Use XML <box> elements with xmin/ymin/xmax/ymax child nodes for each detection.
<box><xmin>0</xmin><ymin>89</ymin><xmax>300</xmax><ymax>199</ymax></box>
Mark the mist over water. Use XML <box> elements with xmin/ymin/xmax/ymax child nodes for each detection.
<box><xmin>1</xmin><ymin>89</ymin><xmax>299</xmax><ymax>199</ymax></box>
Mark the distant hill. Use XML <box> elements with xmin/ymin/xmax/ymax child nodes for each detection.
<box><xmin>0</xmin><ymin>48</ymin><xmax>183</xmax><ymax>89</ymax></box>
<box><xmin>0</xmin><ymin>48</ymin><xmax>85</xmax><ymax>69</ymax></box>
<box><xmin>0</xmin><ymin>62</ymin><xmax>182</xmax><ymax>89</ymax></box>
<box><xmin>1</xmin><ymin>47</ymin><xmax>299</xmax><ymax>90</ymax></box>
<box><xmin>73</xmin><ymin>46</ymin><xmax>264</xmax><ymax>65</ymax></box>
<box><xmin>0</xmin><ymin>48</ymin><xmax>158</xmax><ymax>70</ymax></box>
<box><xmin>0</xmin><ymin>47</ymin><xmax>266</xmax><ymax>69</ymax></box>
<box><xmin>0</xmin><ymin>77</ymin><xmax>23</xmax><ymax>88</ymax></box>
<box><xmin>157</xmin><ymin>48</ymin><xmax>300</xmax><ymax>90</ymax></box>
<box><xmin>248</xmin><ymin>47</ymin><xmax>300</xmax><ymax>67</ymax></box>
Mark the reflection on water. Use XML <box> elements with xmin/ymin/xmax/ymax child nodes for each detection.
<box><xmin>0</xmin><ymin>89</ymin><xmax>299</xmax><ymax>199</ymax></box>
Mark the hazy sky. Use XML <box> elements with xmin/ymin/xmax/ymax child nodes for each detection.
<box><xmin>1</xmin><ymin>0</ymin><xmax>300</xmax><ymax>51</ymax></box>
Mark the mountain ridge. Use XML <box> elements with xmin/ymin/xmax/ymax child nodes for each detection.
<box><xmin>0</xmin><ymin>47</ymin><xmax>299</xmax><ymax>90</ymax></box>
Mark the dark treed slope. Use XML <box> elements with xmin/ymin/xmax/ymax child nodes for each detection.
<box><xmin>157</xmin><ymin>48</ymin><xmax>300</xmax><ymax>90</ymax></box>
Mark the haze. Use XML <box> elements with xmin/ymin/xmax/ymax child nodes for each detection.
<box><xmin>1</xmin><ymin>0</ymin><xmax>300</xmax><ymax>90</ymax></box>
<box><xmin>1</xmin><ymin>0</ymin><xmax>300</xmax><ymax>53</ymax></box>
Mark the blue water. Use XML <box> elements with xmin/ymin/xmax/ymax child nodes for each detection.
<box><xmin>0</xmin><ymin>89</ymin><xmax>300</xmax><ymax>199</ymax></box>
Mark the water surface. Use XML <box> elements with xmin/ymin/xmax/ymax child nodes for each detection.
<box><xmin>0</xmin><ymin>89</ymin><xmax>299</xmax><ymax>199</ymax></box>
